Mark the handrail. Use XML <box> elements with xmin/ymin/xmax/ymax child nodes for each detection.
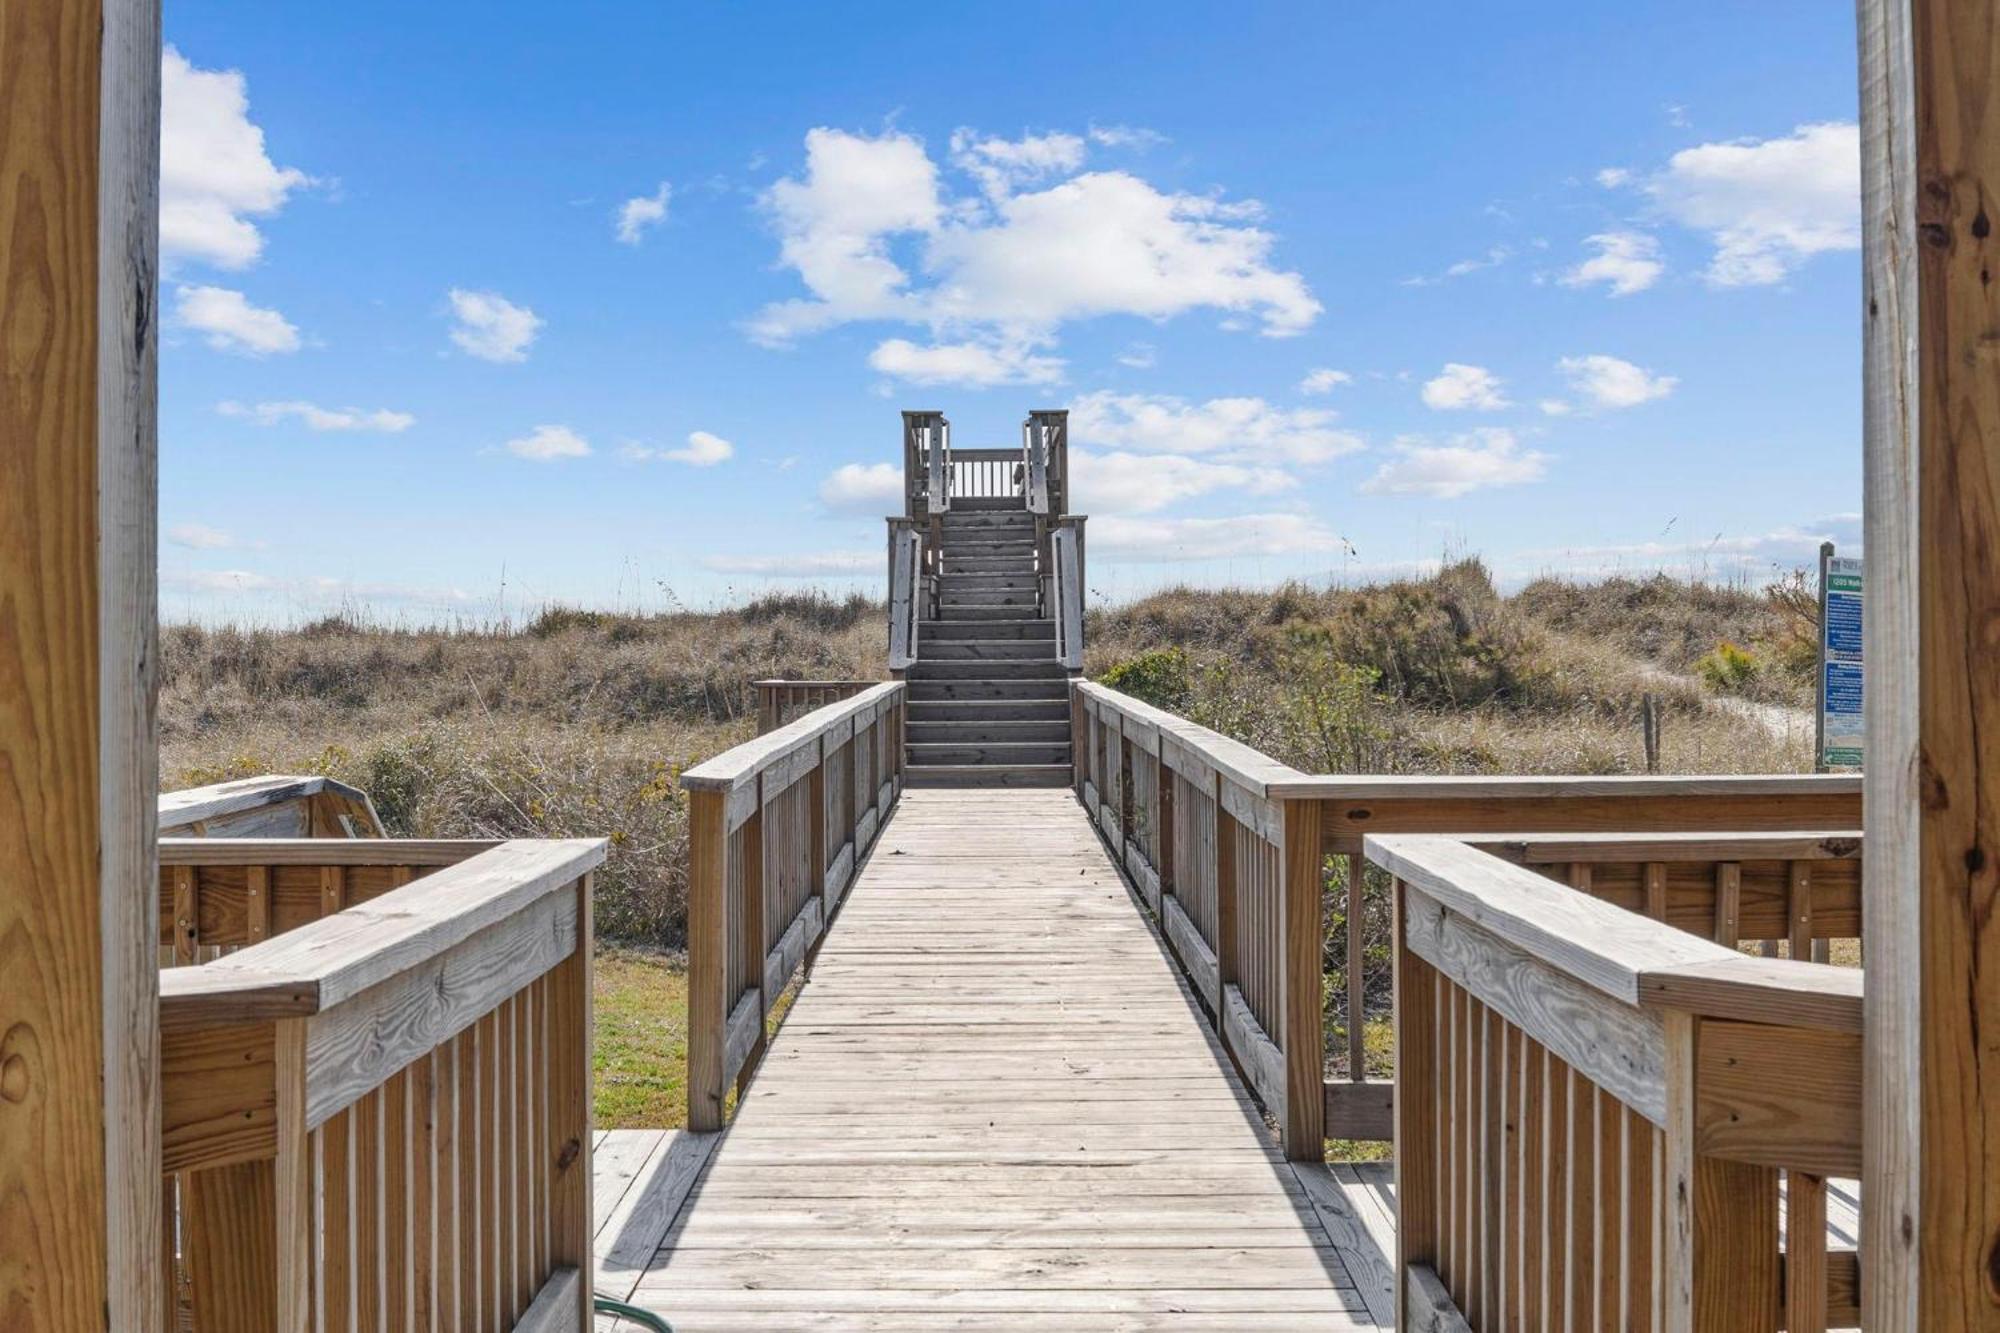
<box><xmin>753</xmin><ymin>678</ymin><xmax>882</xmax><ymax>733</ymax></box>
<box><xmin>681</xmin><ymin>682</ymin><xmax>908</xmax><ymax>1129</ymax></box>
<box><xmin>157</xmin><ymin>836</ymin><xmax>606</xmax><ymax>1329</ymax></box>
<box><xmin>1050</xmin><ymin>519</ymin><xmax>1085</xmax><ymax>668</ymax></box>
<box><xmin>158</xmin><ymin>773</ymin><xmax>385</xmax><ymax>837</ymax></box>
<box><xmin>1372</xmin><ymin>833</ymin><xmax>1859</xmax><ymax>1331</ymax></box>
<box><xmin>887</xmin><ymin>520</ymin><xmax>922</xmax><ymax>670</ymax></box>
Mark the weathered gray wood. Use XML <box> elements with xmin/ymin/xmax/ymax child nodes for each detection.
<box><xmin>721</xmin><ymin>989</ymin><xmax>762</xmax><ymax>1090</ymax></box>
<box><xmin>1289</xmin><ymin>1163</ymin><xmax>1396</xmax><ymax>1326</ymax></box>
<box><xmin>513</xmin><ymin>1265</ymin><xmax>583</xmax><ymax>1333</ymax></box>
<box><xmin>1222</xmin><ymin>984</ymin><xmax>1287</xmax><ymax>1127</ymax></box>
<box><xmin>1162</xmin><ymin>895</ymin><xmax>1221</xmax><ymax>1011</ymax></box>
<box><xmin>157</xmin><ymin>774</ymin><xmax>386</xmax><ymax>837</ymax></box>
<box><xmin>682</xmin><ymin>683</ymin><xmax>904</xmax><ymax>793</ymax></box>
<box><xmin>597</xmin><ymin>1130</ymin><xmax>722</xmax><ymax>1296</ymax></box>
<box><xmin>1322</xmin><ymin>1079</ymin><xmax>1394</xmax><ymax>1142</ymax></box>
<box><xmin>1404</xmin><ymin>1263</ymin><xmax>1473</xmax><ymax>1332</ymax></box>
<box><xmin>158</xmin><ymin>837</ymin><xmax>498</xmax><ymax>867</ymax></box>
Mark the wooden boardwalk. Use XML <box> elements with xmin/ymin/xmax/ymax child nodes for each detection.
<box><xmin>597</xmin><ymin>788</ymin><xmax>1379</xmax><ymax>1330</ymax></box>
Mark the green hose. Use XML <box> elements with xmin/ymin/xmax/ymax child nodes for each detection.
<box><xmin>594</xmin><ymin>1292</ymin><xmax>673</xmax><ymax>1331</ymax></box>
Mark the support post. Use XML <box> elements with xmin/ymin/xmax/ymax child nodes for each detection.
<box><xmin>1858</xmin><ymin>1</ymin><xmax>2000</xmax><ymax>1327</ymax></box>
<box><xmin>0</xmin><ymin>0</ymin><xmax>163</xmax><ymax>1325</ymax></box>
<box><xmin>687</xmin><ymin>790</ymin><xmax>729</xmax><ymax>1131</ymax></box>
<box><xmin>549</xmin><ymin>874</ymin><xmax>594</xmax><ymax>1330</ymax></box>
<box><xmin>1279</xmin><ymin>798</ymin><xmax>1326</xmax><ymax>1160</ymax></box>
<box><xmin>1392</xmin><ymin>878</ymin><xmax>1439</xmax><ymax>1330</ymax></box>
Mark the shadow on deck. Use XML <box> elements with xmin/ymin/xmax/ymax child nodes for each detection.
<box><xmin>592</xmin><ymin>789</ymin><xmax>1390</xmax><ymax>1330</ymax></box>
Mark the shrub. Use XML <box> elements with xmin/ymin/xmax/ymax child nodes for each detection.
<box><xmin>1098</xmin><ymin>647</ymin><xmax>1192</xmax><ymax>711</ymax></box>
<box><xmin>1695</xmin><ymin>640</ymin><xmax>1761</xmax><ymax>693</ymax></box>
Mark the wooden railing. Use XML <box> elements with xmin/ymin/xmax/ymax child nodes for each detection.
<box><xmin>1023</xmin><ymin>408</ymin><xmax>1068</xmax><ymax>517</ymax></box>
<box><xmin>159</xmin><ymin>774</ymin><xmax>385</xmax><ymax>838</ymax></box>
<box><xmin>156</xmin><ymin>836</ymin><xmax>606</xmax><ymax>1331</ymax></box>
<box><xmin>752</xmin><ymin>678</ymin><xmax>881</xmax><ymax>734</ymax></box>
<box><xmin>1048</xmin><ymin>517</ymin><xmax>1085</xmax><ymax>667</ymax></box>
<box><xmin>946</xmin><ymin>446</ymin><xmax>1024</xmax><ymax>501</ymax></box>
<box><xmin>1373</xmin><ymin>834</ymin><xmax>1860</xmax><ymax>1333</ymax></box>
<box><xmin>886</xmin><ymin>516</ymin><xmax>925</xmax><ymax>670</ymax></box>
<box><xmin>680</xmin><ymin>681</ymin><xmax>908</xmax><ymax>1130</ymax></box>
<box><xmin>1072</xmin><ymin>681</ymin><xmax>1866</xmax><ymax>1147</ymax></box>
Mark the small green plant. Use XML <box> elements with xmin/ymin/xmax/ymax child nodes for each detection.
<box><xmin>1098</xmin><ymin>646</ymin><xmax>1191</xmax><ymax>711</ymax></box>
<box><xmin>528</xmin><ymin>604</ymin><xmax>608</xmax><ymax>637</ymax></box>
<box><xmin>1274</xmin><ymin>630</ymin><xmax>1389</xmax><ymax>774</ymax></box>
<box><xmin>1695</xmin><ymin>640</ymin><xmax>1761</xmax><ymax>693</ymax></box>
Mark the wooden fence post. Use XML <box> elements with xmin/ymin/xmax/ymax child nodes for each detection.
<box><xmin>1280</xmin><ymin>798</ymin><xmax>1326</xmax><ymax>1160</ymax></box>
<box><xmin>1393</xmin><ymin>877</ymin><xmax>1439</xmax><ymax>1329</ymax></box>
<box><xmin>549</xmin><ymin>873</ymin><xmax>594</xmax><ymax>1329</ymax></box>
<box><xmin>687</xmin><ymin>790</ymin><xmax>729</xmax><ymax>1131</ymax></box>
<box><xmin>272</xmin><ymin>1021</ymin><xmax>310</xmax><ymax>1332</ymax></box>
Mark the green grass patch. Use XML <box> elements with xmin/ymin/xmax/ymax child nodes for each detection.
<box><xmin>593</xmin><ymin>945</ymin><xmax>689</xmax><ymax>1129</ymax></box>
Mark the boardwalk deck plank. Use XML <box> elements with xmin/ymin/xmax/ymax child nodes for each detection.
<box><xmin>605</xmin><ymin>788</ymin><xmax>1377</xmax><ymax>1329</ymax></box>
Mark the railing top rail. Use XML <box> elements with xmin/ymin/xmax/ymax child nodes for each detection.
<box><xmin>1476</xmin><ymin>829</ymin><xmax>1863</xmax><ymax>863</ymax></box>
<box><xmin>1369</xmin><ymin>832</ymin><xmax>1860</xmax><ymax>1031</ymax></box>
<box><xmin>681</xmin><ymin>680</ymin><xmax>904</xmax><ymax>794</ymax></box>
<box><xmin>948</xmin><ymin>447</ymin><xmax>1020</xmax><ymax>462</ymax></box>
<box><xmin>751</xmin><ymin>677</ymin><xmax>880</xmax><ymax>689</ymax></box>
<box><xmin>1264</xmin><ymin>771</ymin><xmax>1864</xmax><ymax>801</ymax></box>
<box><xmin>158</xmin><ymin>836</ymin><xmax>606</xmax><ymax>1027</ymax></box>
<box><xmin>1076</xmin><ymin>680</ymin><xmax>1307</xmax><ymax>798</ymax></box>
<box><xmin>157</xmin><ymin>773</ymin><xmax>378</xmax><ymax>828</ymax></box>
<box><xmin>159</xmin><ymin>837</ymin><xmax>502</xmax><ymax>866</ymax></box>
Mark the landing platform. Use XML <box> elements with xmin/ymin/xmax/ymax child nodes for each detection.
<box><xmin>592</xmin><ymin>788</ymin><xmax>1382</xmax><ymax>1329</ymax></box>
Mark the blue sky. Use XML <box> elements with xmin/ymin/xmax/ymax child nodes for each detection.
<box><xmin>158</xmin><ymin>1</ymin><xmax>1863</xmax><ymax>624</ymax></box>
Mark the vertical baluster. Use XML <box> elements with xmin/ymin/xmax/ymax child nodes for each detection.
<box><xmin>1568</xmin><ymin>1065</ymin><xmax>1596</xmax><ymax>1325</ymax></box>
<box><xmin>434</xmin><ymin>1039</ymin><xmax>459</xmax><ymax>1332</ymax></box>
<box><xmin>1544</xmin><ymin>1050</ymin><xmax>1570</xmax><ymax>1331</ymax></box>
<box><xmin>1788</xmin><ymin>861</ymin><xmax>1815</xmax><ymax>959</ymax></box>
<box><xmin>1598</xmin><ymin>1084</ymin><xmax>1623</xmax><ymax>1330</ymax></box>
<box><xmin>1644</xmin><ymin>861</ymin><xmax>1668</xmax><ymax>921</ymax></box>
<box><xmin>1392</xmin><ymin>879</ymin><xmax>1440</xmax><ymax>1330</ymax></box>
<box><xmin>246</xmin><ymin>865</ymin><xmax>270</xmax><ymax>944</ymax></box>
<box><xmin>1787</xmin><ymin>1171</ymin><xmax>1829</xmax><ymax>1333</ymax></box>
<box><xmin>1346</xmin><ymin>851</ymin><xmax>1366</xmax><ymax>1087</ymax></box>
<box><xmin>172</xmin><ymin>865</ymin><xmax>197</xmax><ymax>965</ymax></box>
<box><xmin>1520</xmin><ymin>1036</ymin><xmax>1544</xmax><ymax>1333</ymax></box>
<box><xmin>1714</xmin><ymin>862</ymin><xmax>1742</xmax><ymax>947</ymax></box>
<box><xmin>1627</xmin><ymin>1105</ymin><xmax>1656</xmax><ymax>1333</ymax></box>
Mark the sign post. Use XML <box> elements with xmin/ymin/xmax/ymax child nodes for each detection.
<box><xmin>1817</xmin><ymin>542</ymin><xmax>1864</xmax><ymax>771</ymax></box>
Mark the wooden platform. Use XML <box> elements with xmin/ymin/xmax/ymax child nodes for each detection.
<box><xmin>594</xmin><ymin>788</ymin><xmax>1383</xmax><ymax>1330</ymax></box>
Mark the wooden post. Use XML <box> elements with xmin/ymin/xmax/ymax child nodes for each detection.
<box><xmin>1345</xmin><ymin>852</ymin><xmax>1366</xmax><ymax>1085</ymax></box>
<box><xmin>1279</xmin><ymin>798</ymin><xmax>1325</xmax><ymax>1160</ymax></box>
<box><xmin>272</xmin><ymin>1022</ymin><xmax>310</xmax><ymax>1332</ymax></box>
<box><xmin>687</xmin><ymin>790</ymin><xmax>729</xmax><ymax>1131</ymax></box>
<box><xmin>1858</xmin><ymin>1</ymin><xmax>2000</xmax><ymax>1327</ymax></box>
<box><xmin>0</xmin><ymin>0</ymin><xmax>162</xmax><ymax>1325</ymax></box>
<box><xmin>548</xmin><ymin>874</ymin><xmax>594</xmax><ymax>1330</ymax></box>
<box><xmin>738</xmin><ymin>788</ymin><xmax>767</xmax><ymax>1096</ymax></box>
<box><xmin>1392</xmin><ymin>878</ymin><xmax>1439</xmax><ymax>1330</ymax></box>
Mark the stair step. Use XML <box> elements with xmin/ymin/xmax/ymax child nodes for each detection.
<box><xmin>907</xmin><ymin>742</ymin><xmax>1073</xmax><ymax>766</ymax></box>
<box><xmin>907</xmin><ymin>679</ymin><xmax>1070</xmax><ymax>702</ymax></box>
<box><xmin>946</xmin><ymin>497</ymin><xmax>1028</xmax><ymax>513</ymax></box>
<box><xmin>907</xmin><ymin>700</ymin><xmax>1071</xmax><ymax>723</ymax></box>
<box><xmin>943</xmin><ymin>536</ymin><xmax>1036</xmax><ymax>551</ymax></box>
<box><xmin>940</xmin><ymin>572</ymin><xmax>1038</xmax><ymax>588</ymax></box>
<box><xmin>948</xmin><ymin>556</ymin><xmax>1036</xmax><ymax>572</ymax></box>
<box><xmin>922</xmin><ymin>619</ymin><xmax>1055</xmax><ymax>641</ymax></box>
<box><xmin>907</xmin><ymin>720</ymin><xmax>1072</xmax><ymax>744</ymax></box>
<box><xmin>921</xmin><ymin>641</ymin><xmax>1058</xmax><ymax>661</ymax></box>
<box><xmin>943</xmin><ymin>509</ymin><xmax>1036</xmax><ymax>527</ymax></box>
<box><xmin>931</xmin><ymin>604</ymin><xmax>1041</xmax><ymax>621</ymax></box>
<box><xmin>903</xmin><ymin>764</ymin><xmax>1073</xmax><ymax>789</ymax></box>
<box><xmin>906</xmin><ymin>660</ymin><xmax>1068</xmax><ymax>681</ymax></box>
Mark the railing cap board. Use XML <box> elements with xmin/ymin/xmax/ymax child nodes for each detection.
<box><xmin>680</xmin><ymin>681</ymin><xmax>904</xmax><ymax>793</ymax></box>
<box><xmin>156</xmin><ymin>773</ymin><xmax>378</xmax><ymax>828</ymax></box>
<box><xmin>949</xmin><ymin>447</ymin><xmax>1018</xmax><ymax>461</ymax></box>
<box><xmin>750</xmin><ymin>678</ymin><xmax>879</xmax><ymax>689</ymax></box>
<box><xmin>1368</xmin><ymin>834</ymin><xmax>1736</xmax><ymax>1006</ymax></box>
<box><xmin>1074</xmin><ymin>681</ymin><xmax>1306</xmax><ymax>798</ymax></box>
<box><xmin>1374</xmin><ymin>833</ymin><xmax>1862</xmax><ymax>1030</ymax></box>
<box><xmin>1270</xmin><ymin>772</ymin><xmax>1863</xmax><ymax>801</ymax></box>
<box><xmin>157</xmin><ymin>837</ymin><xmax>606</xmax><ymax>1022</ymax></box>
<box><xmin>1474</xmin><ymin>830</ymin><xmax>1864</xmax><ymax>864</ymax></box>
<box><xmin>159</xmin><ymin>837</ymin><xmax>502</xmax><ymax>867</ymax></box>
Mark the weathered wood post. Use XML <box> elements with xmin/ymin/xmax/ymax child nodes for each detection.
<box><xmin>686</xmin><ymin>790</ymin><xmax>729</xmax><ymax>1130</ymax></box>
<box><xmin>1858</xmin><ymin>1</ymin><xmax>2000</xmax><ymax>1327</ymax></box>
<box><xmin>1279</xmin><ymin>798</ymin><xmax>1326</xmax><ymax>1160</ymax></box>
<box><xmin>0</xmin><ymin>0</ymin><xmax>163</xmax><ymax>1325</ymax></box>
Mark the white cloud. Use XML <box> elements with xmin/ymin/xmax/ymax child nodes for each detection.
<box><xmin>749</xmin><ymin>127</ymin><xmax>1319</xmax><ymax>348</ymax></box>
<box><xmin>615</xmin><ymin>182</ymin><xmax>672</xmax><ymax>244</ymax></box>
<box><xmin>1069</xmin><ymin>449</ymin><xmax>1295</xmax><ymax>515</ymax></box>
<box><xmin>1420</xmin><ymin>363</ymin><xmax>1509</xmax><ymax>411</ymax></box>
<box><xmin>1299</xmin><ymin>368</ymin><xmax>1353</xmax><ymax>395</ymax></box>
<box><xmin>218</xmin><ymin>400</ymin><xmax>414</xmax><ymax>432</ymax></box>
<box><xmin>1403</xmin><ymin>246</ymin><xmax>1511</xmax><ymax>287</ymax></box>
<box><xmin>950</xmin><ymin>130</ymin><xmax>1087</xmax><ymax>199</ymax></box>
<box><xmin>700</xmin><ymin>550</ymin><xmax>876</xmax><ymax>577</ymax></box>
<box><xmin>162</xmin><ymin>568</ymin><xmax>276</xmax><ymax>594</ymax></box>
<box><xmin>818</xmin><ymin>462</ymin><xmax>904</xmax><ymax>515</ymax></box>
<box><xmin>166</xmin><ymin>522</ymin><xmax>237</xmax><ymax>550</ymax></box>
<box><xmin>1116</xmin><ymin>342</ymin><xmax>1157</xmax><ymax>369</ymax></box>
<box><xmin>1090</xmin><ymin>513</ymin><xmax>1347</xmax><ymax>562</ymax></box>
<box><xmin>504</xmin><ymin>424</ymin><xmax>590</xmax><ymax>461</ymax></box>
<box><xmin>867</xmin><ymin>336</ymin><xmax>1064</xmax><ymax>387</ymax></box>
<box><xmin>1509</xmin><ymin>512</ymin><xmax>1862</xmax><ymax>581</ymax></box>
<box><xmin>1068</xmin><ymin>391</ymin><xmax>1363</xmax><ymax>465</ymax></box>
<box><xmin>1595</xmin><ymin>167</ymin><xmax>1633</xmax><ymax>189</ymax></box>
<box><xmin>1363</xmin><ymin>427</ymin><xmax>1548</xmax><ymax>499</ymax></box>
<box><xmin>447</xmin><ymin>288</ymin><xmax>542</xmax><ymax>363</ymax></box>
<box><xmin>1558</xmin><ymin>354</ymin><xmax>1678</xmax><ymax>408</ymax></box>
<box><xmin>624</xmin><ymin>431</ymin><xmax>734</xmax><ymax>466</ymax></box>
<box><xmin>1539</xmin><ymin>398</ymin><xmax>1573</xmax><ymax>417</ymax></box>
<box><xmin>173</xmin><ymin>285</ymin><xmax>299</xmax><ymax>355</ymax></box>
<box><xmin>1560</xmin><ymin>231</ymin><xmax>1664</xmax><ymax>297</ymax></box>
<box><xmin>160</xmin><ymin>46</ymin><xmax>309</xmax><ymax>269</ymax></box>
<box><xmin>1088</xmin><ymin>124</ymin><xmax>1169</xmax><ymax>151</ymax></box>
<box><xmin>1630</xmin><ymin>122</ymin><xmax>1860</xmax><ymax>286</ymax></box>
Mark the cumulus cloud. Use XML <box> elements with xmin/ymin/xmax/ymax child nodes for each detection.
<box><xmin>1362</xmin><ymin>428</ymin><xmax>1548</xmax><ymax>499</ymax></box>
<box><xmin>625</xmin><ymin>430</ymin><xmax>735</xmax><ymax>466</ymax></box>
<box><xmin>504</xmin><ymin>425</ymin><xmax>590</xmax><ymax>461</ymax></box>
<box><xmin>1116</xmin><ymin>343</ymin><xmax>1157</xmax><ymax>369</ymax></box>
<box><xmin>1087</xmin><ymin>124</ymin><xmax>1169</xmax><ymax>151</ymax></box>
<box><xmin>166</xmin><ymin>522</ymin><xmax>238</xmax><ymax>550</ymax></box>
<box><xmin>1608</xmin><ymin>122</ymin><xmax>1860</xmax><ymax>286</ymax></box>
<box><xmin>448</xmin><ymin>289</ymin><xmax>542</xmax><ymax>363</ymax></box>
<box><xmin>1299</xmin><ymin>368</ymin><xmax>1353</xmax><ymax>395</ymax></box>
<box><xmin>748</xmin><ymin>127</ymin><xmax>1320</xmax><ymax>350</ymax></box>
<box><xmin>1403</xmin><ymin>246</ymin><xmax>1511</xmax><ymax>287</ymax></box>
<box><xmin>1509</xmin><ymin>513</ymin><xmax>1862</xmax><ymax>581</ymax></box>
<box><xmin>160</xmin><ymin>46</ymin><xmax>310</xmax><ymax>269</ymax></box>
<box><xmin>1560</xmin><ymin>231</ymin><xmax>1664</xmax><ymax>297</ymax></box>
<box><xmin>218</xmin><ymin>400</ymin><xmax>414</xmax><ymax>432</ymax></box>
<box><xmin>1068</xmin><ymin>391</ymin><xmax>1363</xmax><ymax>465</ymax></box>
<box><xmin>615</xmin><ymin>182</ymin><xmax>672</xmax><ymax>244</ymax></box>
<box><xmin>1420</xmin><ymin>363</ymin><xmax>1509</xmax><ymax>412</ymax></box>
<box><xmin>1068</xmin><ymin>450</ymin><xmax>1295</xmax><ymax>515</ymax></box>
<box><xmin>173</xmin><ymin>285</ymin><xmax>300</xmax><ymax>355</ymax></box>
<box><xmin>1558</xmin><ymin>354</ymin><xmax>1677</xmax><ymax>408</ymax></box>
<box><xmin>700</xmin><ymin>550</ymin><xmax>876</xmax><ymax>577</ymax></box>
<box><xmin>868</xmin><ymin>337</ymin><xmax>1065</xmax><ymax>387</ymax></box>
<box><xmin>818</xmin><ymin>462</ymin><xmax>904</xmax><ymax>515</ymax></box>
<box><xmin>1089</xmin><ymin>513</ymin><xmax>1349</xmax><ymax>562</ymax></box>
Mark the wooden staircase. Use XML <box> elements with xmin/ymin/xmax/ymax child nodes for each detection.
<box><xmin>905</xmin><ymin>497</ymin><xmax>1074</xmax><ymax>787</ymax></box>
